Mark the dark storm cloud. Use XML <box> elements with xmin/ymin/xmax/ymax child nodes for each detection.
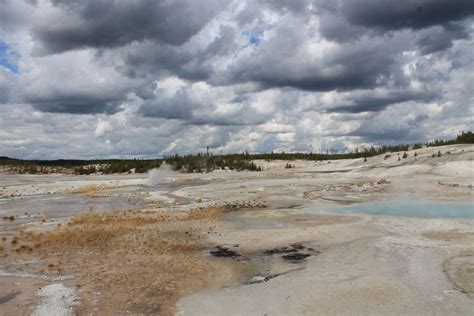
<box><xmin>348</xmin><ymin>119</ymin><xmax>428</xmax><ymax>143</ymax></box>
<box><xmin>317</xmin><ymin>13</ymin><xmax>363</xmax><ymax>42</ymax></box>
<box><xmin>12</xmin><ymin>0</ymin><xmax>470</xmax><ymax>117</ymax></box>
<box><xmin>29</xmin><ymin>96</ymin><xmax>123</xmax><ymax>114</ymax></box>
<box><xmin>328</xmin><ymin>89</ymin><xmax>439</xmax><ymax>113</ymax></box>
<box><xmin>32</xmin><ymin>0</ymin><xmax>224</xmax><ymax>55</ymax></box>
<box><xmin>17</xmin><ymin>62</ymin><xmax>143</xmax><ymax>115</ymax></box>
<box><xmin>189</xmin><ymin>107</ymin><xmax>267</xmax><ymax>126</ymax></box>
<box><xmin>338</xmin><ymin>0</ymin><xmax>474</xmax><ymax>31</ymax></box>
<box><xmin>218</xmin><ymin>0</ymin><xmax>474</xmax><ymax>100</ymax></box>
<box><xmin>140</xmin><ymin>94</ymin><xmax>196</xmax><ymax>120</ymax></box>
<box><xmin>226</xmin><ymin>36</ymin><xmax>406</xmax><ymax>92</ymax></box>
<box><xmin>115</xmin><ymin>25</ymin><xmax>237</xmax><ymax>82</ymax></box>
<box><xmin>350</xmin><ymin>128</ymin><xmax>417</xmax><ymax>143</ymax></box>
<box><xmin>415</xmin><ymin>24</ymin><xmax>470</xmax><ymax>55</ymax></box>
<box><xmin>31</xmin><ymin>101</ymin><xmax>118</xmax><ymax>115</ymax></box>
<box><xmin>140</xmin><ymin>91</ymin><xmax>266</xmax><ymax>126</ymax></box>
<box><xmin>318</xmin><ymin>0</ymin><xmax>474</xmax><ymax>44</ymax></box>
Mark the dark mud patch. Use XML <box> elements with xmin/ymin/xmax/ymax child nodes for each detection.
<box><xmin>210</xmin><ymin>246</ymin><xmax>243</xmax><ymax>260</ymax></box>
<box><xmin>264</xmin><ymin>243</ymin><xmax>305</xmax><ymax>255</ymax></box>
<box><xmin>264</xmin><ymin>246</ymin><xmax>296</xmax><ymax>255</ymax></box>
<box><xmin>211</xmin><ymin>243</ymin><xmax>322</xmax><ymax>286</ymax></box>
<box><xmin>212</xmin><ymin>243</ymin><xmax>320</xmax><ymax>263</ymax></box>
<box><xmin>0</xmin><ymin>290</ymin><xmax>20</xmax><ymax>304</ymax></box>
<box><xmin>265</xmin><ymin>243</ymin><xmax>320</xmax><ymax>263</ymax></box>
<box><xmin>282</xmin><ymin>253</ymin><xmax>311</xmax><ymax>263</ymax></box>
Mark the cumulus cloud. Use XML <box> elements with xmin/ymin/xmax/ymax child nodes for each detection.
<box><xmin>94</xmin><ymin>118</ymin><xmax>113</xmax><ymax>137</ymax></box>
<box><xmin>31</xmin><ymin>0</ymin><xmax>226</xmax><ymax>55</ymax></box>
<box><xmin>0</xmin><ymin>0</ymin><xmax>472</xmax><ymax>158</ymax></box>
<box><xmin>334</xmin><ymin>0</ymin><xmax>474</xmax><ymax>31</ymax></box>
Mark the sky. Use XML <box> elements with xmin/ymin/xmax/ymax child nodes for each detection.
<box><xmin>0</xmin><ymin>0</ymin><xmax>473</xmax><ymax>159</ymax></box>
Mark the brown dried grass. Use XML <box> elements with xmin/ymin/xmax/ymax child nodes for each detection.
<box><xmin>3</xmin><ymin>206</ymin><xmax>231</xmax><ymax>315</ymax></box>
<box><xmin>67</xmin><ymin>183</ymin><xmax>114</xmax><ymax>197</ymax></box>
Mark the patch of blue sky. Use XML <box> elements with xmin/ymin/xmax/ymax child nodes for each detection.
<box><xmin>0</xmin><ymin>40</ymin><xmax>19</xmax><ymax>74</ymax></box>
<box><xmin>232</xmin><ymin>28</ymin><xmax>264</xmax><ymax>60</ymax></box>
<box><xmin>242</xmin><ymin>29</ymin><xmax>263</xmax><ymax>46</ymax></box>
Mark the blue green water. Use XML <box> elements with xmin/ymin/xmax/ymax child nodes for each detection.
<box><xmin>304</xmin><ymin>200</ymin><xmax>474</xmax><ymax>219</ymax></box>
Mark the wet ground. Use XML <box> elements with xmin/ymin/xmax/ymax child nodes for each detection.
<box><xmin>304</xmin><ymin>199</ymin><xmax>474</xmax><ymax>219</ymax></box>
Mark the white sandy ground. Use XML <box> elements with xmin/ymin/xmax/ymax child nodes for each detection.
<box><xmin>0</xmin><ymin>174</ymin><xmax>148</xmax><ymax>198</ymax></box>
<box><xmin>172</xmin><ymin>144</ymin><xmax>474</xmax><ymax>315</ymax></box>
<box><xmin>175</xmin><ymin>215</ymin><xmax>474</xmax><ymax>315</ymax></box>
<box><xmin>0</xmin><ymin>144</ymin><xmax>473</xmax><ymax>315</ymax></box>
<box><xmin>32</xmin><ymin>283</ymin><xmax>77</xmax><ymax>316</ymax></box>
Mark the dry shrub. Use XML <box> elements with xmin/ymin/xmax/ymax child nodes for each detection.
<box><xmin>144</xmin><ymin>199</ymin><xmax>165</xmax><ymax>207</ymax></box>
<box><xmin>5</xmin><ymin>206</ymin><xmax>231</xmax><ymax>315</ymax></box>
<box><xmin>69</xmin><ymin>212</ymin><xmax>159</xmax><ymax>226</ymax></box>
<box><xmin>67</xmin><ymin>184</ymin><xmax>114</xmax><ymax>197</ymax></box>
<box><xmin>179</xmin><ymin>207</ymin><xmax>224</xmax><ymax>221</ymax></box>
<box><xmin>40</xmin><ymin>225</ymin><xmax>124</xmax><ymax>251</ymax></box>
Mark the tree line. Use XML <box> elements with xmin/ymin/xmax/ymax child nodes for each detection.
<box><xmin>1</xmin><ymin>131</ymin><xmax>472</xmax><ymax>175</ymax></box>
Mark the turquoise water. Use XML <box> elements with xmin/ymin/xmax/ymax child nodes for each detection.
<box><xmin>304</xmin><ymin>200</ymin><xmax>474</xmax><ymax>219</ymax></box>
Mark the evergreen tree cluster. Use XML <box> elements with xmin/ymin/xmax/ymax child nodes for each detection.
<box><xmin>164</xmin><ymin>152</ymin><xmax>261</xmax><ymax>173</ymax></box>
<box><xmin>428</xmin><ymin>131</ymin><xmax>474</xmax><ymax>147</ymax></box>
<box><xmin>1</xmin><ymin>131</ymin><xmax>472</xmax><ymax>175</ymax></box>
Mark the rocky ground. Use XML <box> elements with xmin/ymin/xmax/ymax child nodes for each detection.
<box><xmin>0</xmin><ymin>144</ymin><xmax>473</xmax><ymax>315</ymax></box>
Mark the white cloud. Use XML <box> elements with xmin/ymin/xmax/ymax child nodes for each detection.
<box><xmin>94</xmin><ymin>118</ymin><xmax>113</xmax><ymax>137</ymax></box>
<box><xmin>0</xmin><ymin>0</ymin><xmax>472</xmax><ymax>158</ymax></box>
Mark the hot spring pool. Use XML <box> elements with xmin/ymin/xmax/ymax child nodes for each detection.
<box><xmin>304</xmin><ymin>200</ymin><xmax>474</xmax><ymax>219</ymax></box>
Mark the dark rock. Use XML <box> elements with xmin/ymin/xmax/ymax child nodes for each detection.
<box><xmin>264</xmin><ymin>243</ymin><xmax>306</xmax><ymax>255</ymax></box>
